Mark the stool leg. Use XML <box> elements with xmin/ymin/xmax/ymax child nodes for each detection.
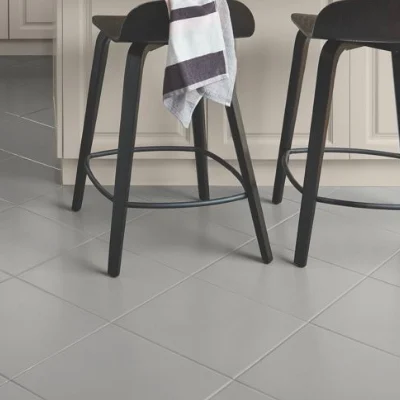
<box><xmin>273</xmin><ymin>31</ymin><xmax>310</xmax><ymax>205</ymax></box>
<box><xmin>192</xmin><ymin>99</ymin><xmax>210</xmax><ymax>201</ymax></box>
<box><xmin>226</xmin><ymin>90</ymin><xmax>273</xmax><ymax>264</ymax></box>
<box><xmin>294</xmin><ymin>41</ymin><xmax>346</xmax><ymax>268</ymax></box>
<box><xmin>72</xmin><ymin>32</ymin><xmax>110</xmax><ymax>212</ymax></box>
<box><xmin>108</xmin><ymin>43</ymin><xmax>148</xmax><ymax>278</ymax></box>
<box><xmin>391</xmin><ymin>50</ymin><xmax>400</xmax><ymax>143</ymax></box>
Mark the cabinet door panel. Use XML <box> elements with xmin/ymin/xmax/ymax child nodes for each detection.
<box><xmin>10</xmin><ymin>0</ymin><xmax>55</xmax><ymax>39</ymax></box>
<box><xmin>350</xmin><ymin>47</ymin><xmax>400</xmax><ymax>158</ymax></box>
<box><xmin>208</xmin><ymin>0</ymin><xmax>350</xmax><ymax>160</ymax></box>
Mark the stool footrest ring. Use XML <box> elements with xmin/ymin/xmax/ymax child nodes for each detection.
<box><xmin>84</xmin><ymin>146</ymin><xmax>248</xmax><ymax>209</ymax></box>
<box><xmin>283</xmin><ymin>147</ymin><xmax>400</xmax><ymax>210</ymax></box>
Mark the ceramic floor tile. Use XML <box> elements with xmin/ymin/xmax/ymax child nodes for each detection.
<box><xmin>0</xmin><ymin>157</ymin><xmax>60</xmax><ymax>204</ymax></box>
<box><xmin>0</xmin><ymin>207</ymin><xmax>89</xmax><ymax>275</ymax></box>
<box><xmin>0</xmin><ymin>80</ymin><xmax>53</xmax><ymax>116</ymax></box>
<box><xmin>314</xmin><ymin>278</ymin><xmax>400</xmax><ymax>356</ymax></box>
<box><xmin>240</xmin><ymin>324</ymin><xmax>400</xmax><ymax>400</ymax></box>
<box><xmin>318</xmin><ymin>187</ymin><xmax>400</xmax><ymax>234</ymax></box>
<box><xmin>130</xmin><ymin>185</ymin><xmax>203</xmax><ymax>202</ymax></box>
<box><xmin>22</xmin><ymin>186</ymin><xmax>149</xmax><ymax>236</ymax></box>
<box><xmin>117</xmin><ymin>277</ymin><xmax>302</xmax><ymax>377</ymax></box>
<box><xmin>185</xmin><ymin>197</ymin><xmax>299</xmax><ymax>236</ymax></box>
<box><xmin>0</xmin><ymin>55</ymin><xmax>42</xmax><ymax>64</ymax></box>
<box><xmin>268</xmin><ymin>208</ymin><xmax>400</xmax><ymax>274</ymax></box>
<box><xmin>16</xmin><ymin>324</ymin><xmax>229</xmax><ymax>400</ymax></box>
<box><xmin>23</xmin><ymin>107</ymin><xmax>55</xmax><ymax>127</ymax></box>
<box><xmin>264</xmin><ymin>186</ymin><xmax>338</xmax><ymax>204</ymax></box>
<box><xmin>100</xmin><ymin>208</ymin><xmax>253</xmax><ymax>274</ymax></box>
<box><xmin>134</xmin><ymin>186</ymin><xmax>299</xmax><ymax>235</ymax></box>
<box><xmin>212</xmin><ymin>382</ymin><xmax>275</xmax><ymax>400</ymax></box>
<box><xmin>0</xmin><ymin>56</ymin><xmax>35</xmax><ymax>68</ymax></box>
<box><xmin>0</xmin><ymin>58</ymin><xmax>53</xmax><ymax>88</ymax></box>
<box><xmin>372</xmin><ymin>250</ymin><xmax>400</xmax><ymax>286</ymax></box>
<box><xmin>0</xmin><ymin>382</ymin><xmax>42</xmax><ymax>400</ymax></box>
<box><xmin>197</xmin><ymin>242</ymin><xmax>363</xmax><ymax>320</ymax></box>
<box><xmin>21</xmin><ymin>239</ymin><xmax>185</xmax><ymax>320</ymax></box>
<box><xmin>0</xmin><ymin>112</ymin><xmax>57</xmax><ymax>167</ymax></box>
<box><xmin>134</xmin><ymin>186</ymin><xmax>270</xmax><ymax>204</ymax></box>
<box><xmin>0</xmin><ymin>279</ymin><xmax>104</xmax><ymax>378</ymax></box>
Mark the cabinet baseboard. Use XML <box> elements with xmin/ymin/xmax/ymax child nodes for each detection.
<box><xmin>61</xmin><ymin>159</ymin><xmax>400</xmax><ymax>187</ymax></box>
<box><xmin>0</xmin><ymin>40</ymin><xmax>52</xmax><ymax>55</ymax></box>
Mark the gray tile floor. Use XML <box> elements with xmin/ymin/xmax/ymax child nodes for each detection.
<box><xmin>1</xmin><ymin>57</ymin><xmax>400</xmax><ymax>399</ymax></box>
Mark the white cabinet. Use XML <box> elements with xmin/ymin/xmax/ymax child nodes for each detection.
<box><xmin>9</xmin><ymin>0</ymin><xmax>55</xmax><ymax>39</ymax></box>
<box><xmin>61</xmin><ymin>0</ymin><xmax>350</xmax><ymax>160</ymax></box>
<box><xmin>57</xmin><ymin>0</ymin><xmax>400</xmax><ymax>186</ymax></box>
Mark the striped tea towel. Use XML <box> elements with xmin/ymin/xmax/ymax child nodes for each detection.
<box><xmin>163</xmin><ymin>0</ymin><xmax>237</xmax><ymax>128</ymax></box>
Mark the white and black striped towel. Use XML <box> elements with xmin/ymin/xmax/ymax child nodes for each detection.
<box><xmin>163</xmin><ymin>0</ymin><xmax>237</xmax><ymax>128</ymax></box>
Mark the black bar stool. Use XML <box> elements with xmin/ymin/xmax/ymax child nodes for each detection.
<box><xmin>273</xmin><ymin>0</ymin><xmax>400</xmax><ymax>267</ymax></box>
<box><xmin>72</xmin><ymin>0</ymin><xmax>273</xmax><ymax>277</ymax></box>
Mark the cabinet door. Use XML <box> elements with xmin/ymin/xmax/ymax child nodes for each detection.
<box><xmin>63</xmin><ymin>0</ymin><xmax>194</xmax><ymax>159</ymax></box>
<box><xmin>208</xmin><ymin>0</ymin><xmax>350</xmax><ymax>160</ymax></box>
<box><xmin>10</xmin><ymin>0</ymin><xmax>55</xmax><ymax>39</ymax></box>
<box><xmin>350</xmin><ymin>47</ymin><xmax>400</xmax><ymax>158</ymax></box>
<box><xmin>0</xmin><ymin>0</ymin><xmax>8</xmax><ymax>39</ymax></box>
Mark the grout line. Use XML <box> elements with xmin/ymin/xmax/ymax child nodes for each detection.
<box><xmin>14</xmin><ymin>205</ymin><xmax>96</xmax><ymax>238</ymax></box>
<box><xmin>8</xmin><ymin>381</ymin><xmax>49</xmax><ymax>400</ymax></box>
<box><xmin>231</xmin><ymin>381</ymin><xmax>282</xmax><ymax>400</ymax></box>
<box><xmin>0</xmin><ymin>373</ymin><xmax>9</xmax><ymax>386</ymax></box>
<box><xmin>203</xmin><ymin>381</ymin><xmax>234</xmax><ymax>400</ymax></box>
<box><xmin>20</xmin><ymin>114</ymin><xmax>54</xmax><ymax>129</ymax></box>
<box><xmin>10</xmin><ymin>321</ymin><xmax>110</xmax><ymax>382</ymax></box>
<box><xmin>310</xmin><ymin>322</ymin><xmax>400</xmax><ymax>360</ymax></box>
<box><xmin>109</xmin><ymin>236</ymin><xmax>257</xmax><ymax>325</ymax></box>
<box><xmin>10</xmin><ymin>239</ymin><xmax>257</xmax><ymax>389</ymax></box>
<box><xmin>0</xmin><ymin>147</ymin><xmax>60</xmax><ymax>171</ymax></box>
<box><xmin>228</xmin><ymin>244</ymin><xmax>400</xmax><ymax>399</ymax></box>
<box><xmin>114</xmin><ymin>323</ymin><xmax>233</xmax><ymax>380</ymax></box>
<box><xmin>13</xmin><ymin>225</ymin><xmax>116</xmax><ymax>279</ymax></box>
<box><xmin>20</xmin><ymin>106</ymin><xmax>51</xmax><ymax>118</ymax></box>
<box><xmin>369</xmin><ymin>274</ymin><xmax>400</xmax><ymax>289</ymax></box>
<box><xmin>15</xmin><ymin>276</ymin><xmax>109</xmax><ymax>324</ymax></box>
<box><xmin>316</xmin><ymin>202</ymin><xmax>400</xmax><ymax>236</ymax></box>
<box><xmin>16</xmin><ymin>186</ymin><xmax>63</xmax><ymax>207</ymax></box>
<box><xmin>266</xmin><ymin>209</ymin><xmax>299</xmax><ymax>232</ymax></box>
<box><xmin>233</xmin><ymin>322</ymin><xmax>309</xmax><ymax>385</ymax></box>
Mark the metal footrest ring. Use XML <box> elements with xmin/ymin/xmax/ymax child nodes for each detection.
<box><xmin>84</xmin><ymin>145</ymin><xmax>248</xmax><ymax>209</ymax></box>
<box><xmin>283</xmin><ymin>147</ymin><xmax>400</xmax><ymax>210</ymax></box>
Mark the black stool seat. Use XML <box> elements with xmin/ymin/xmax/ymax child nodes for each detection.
<box><xmin>292</xmin><ymin>0</ymin><xmax>400</xmax><ymax>43</ymax></box>
<box><xmin>93</xmin><ymin>0</ymin><xmax>255</xmax><ymax>44</ymax></box>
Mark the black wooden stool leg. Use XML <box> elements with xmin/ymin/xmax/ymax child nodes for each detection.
<box><xmin>273</xmin><ymin>31</ymin><xmax>310</xmax><ymax>205</ymax></box>
<box><xmin>294</xmin><ymin>41</ymin><xmax>347</xmax><ymax>268</ymax></box>
<box><xmin>192</xmin><ymin>99</ymin><xmax>210</xmax><ymax>200</ymax></box>
<box><xmin>72</xmin><ymin>32</ymin><xmax>110</xmax><ymax>212</ymax></box>
<box><xmin>108</xmin><ymin>43</ymin><xmax>149</xmax><ymax>278</ymax></box>
<box><xmin>392</xmin><ymin>50</ymin><xmax>400</xmax><ymax>144</ymax></box>
<box><xmin>226</xmin><ymin>90</ymin><xmax>273</xmax><ymax>264</ymax></box>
